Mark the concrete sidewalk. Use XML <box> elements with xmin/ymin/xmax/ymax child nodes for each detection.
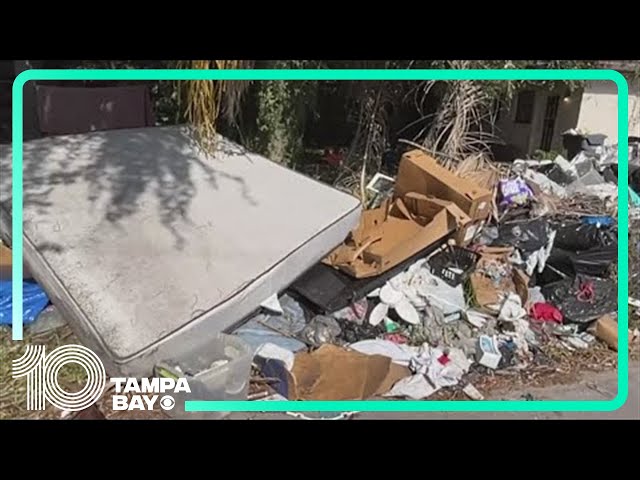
<box><xmin>227</xmin><ymin>362</ymin><xmax>638</xmax><ymax>420</ymax></box>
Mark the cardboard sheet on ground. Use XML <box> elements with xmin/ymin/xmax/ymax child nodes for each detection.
<box><xmin>288</xmin><ymin>344</ymin><xmax>410</xmax><ymax>400</ymax></box>
<box><xmin>0</xmin><ymin>126</ymin><xmax>361</xmax><ymax>376</ymax></box>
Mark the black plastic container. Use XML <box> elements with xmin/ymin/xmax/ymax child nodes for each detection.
<box><xmin>427</xmin><ymin>245</ymin><xmax>480</xmax><ymax>287</ymax></box>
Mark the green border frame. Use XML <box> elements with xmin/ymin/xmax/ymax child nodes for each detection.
<box><xmin>10</xmin><ymin>68</ymin><xmax>629</xmax><ymax>412</ymax></box>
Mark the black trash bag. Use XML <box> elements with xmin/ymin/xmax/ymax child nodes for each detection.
<box><xmin>553</xmin><ymin>222</ymin><xmax>617</xmax><ymax>252</ymax></box>
<box><xmin>547</xmin><ymin>247</ymin><xmax>616</xmax><ymax>278</ymax></box>
<box><xmin>541</xmin><ymin>275</ymin><xmax>617</xmax><ymax>325</ymax></box>
<box><xmin>493</xmin><ymin>218</ymin><xmax>550</xmax><ymax>252</ymax></box>
<box><xmin>533</xmin><ymin>265</ymin><xmax>568</xmax><ymax>287</ymax></box>
<box><xmin>571</xmin><ymin>248</ymin><xmax>617</xmax><ymax>277</ymax></box>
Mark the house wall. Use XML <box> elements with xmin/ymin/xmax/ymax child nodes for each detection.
<box><xmin>577</xmin><ymin>76</ymin><xmax>640</xmax><ymax>142</ymax></box>
<box><xmin>496</xmin><ymin>86</ymin><xmax>581</xmax><ymax>156</ymax></box>
<box><xmin>495</xmin><ymin>99</ymin><xmax>534</xmax><ymax>156</ymax></box>
<box><xmin>496</xmin><ymin>74</ymin><xmax>640</xmax><ymax>157</ymax></box>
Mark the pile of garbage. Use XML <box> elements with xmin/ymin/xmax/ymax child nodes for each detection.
<box><xmin>231</xmin><ymin>139</ymin><xmax>633</xmax><ymax>403</ymax></box>
<box><xmin>1</xmin><ymin>132</ymin><xmax>634</xmax><ymax>410</ymax></box>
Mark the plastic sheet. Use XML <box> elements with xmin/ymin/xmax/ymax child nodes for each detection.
<box><xmin>0</xmin><ymin>281</ymin><xmax>50</xmax><ymax>325</ymax></box>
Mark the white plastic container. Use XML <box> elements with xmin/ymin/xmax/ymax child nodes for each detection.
<box><xmin>165</xmin><ymin>333</ymin><xmax>253</xmax><ymax>420</ymax></box>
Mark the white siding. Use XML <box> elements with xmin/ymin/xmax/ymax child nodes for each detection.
<box><xmin>577</xmin><ymin>76</ymin><xmax>640</xmax><ymax>143</ymax></box>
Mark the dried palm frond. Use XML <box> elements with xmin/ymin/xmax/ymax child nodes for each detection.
<box><xmin>409</xmin><ymin>61</ymin><xmax>498</xmax><ymax>169</ymax></box>
<box><xmin>456</xmin><ymin>153</ymin><xmax>508</xmax><ymax>191</ymax></box>
<box><xmin>177</xmin><ymin>60</ymin><xmax>253</xmax><ymax>153</ymax></box>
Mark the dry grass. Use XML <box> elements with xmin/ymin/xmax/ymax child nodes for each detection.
<box><xmin>177</xmin><ymin>60</ymin><xmax>252</xmax><ymax>153</ymax></box>
<box><xmin>0</xmin><ymin>324</ymin><xmax>84</xmax><ymax>420</ymax></box>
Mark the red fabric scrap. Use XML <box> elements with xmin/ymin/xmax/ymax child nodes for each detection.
<box><xmin>437</xmin><ymin>354</ymin><xmax>451</xmax><ymax>366</ymax></box>
<box><xmin>530</xmin><ymin>302</ymin><xmax>563</xmax><ymax>324</ymax></box>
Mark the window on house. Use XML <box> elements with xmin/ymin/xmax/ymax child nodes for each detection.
<box><xmin>539</xmin><ymin>95</ymin><xmax>560</xmax><ymax>152</ymax></box>
<box><xmin>515</xmin><ymin>90</ymin><xmax>535</xmax><ymax>124</ymax></box>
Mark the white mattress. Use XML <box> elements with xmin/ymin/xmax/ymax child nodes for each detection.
<box><xmin>0</xmin><ymin>126</ymin><xmax>361</xmax><ymax>376</ymax></box>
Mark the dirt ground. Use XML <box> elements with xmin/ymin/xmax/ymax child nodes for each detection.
<box><xmin>1</xmin><ymin>321</ymin><xmax>635</xmax><ymax>420</ymax></box>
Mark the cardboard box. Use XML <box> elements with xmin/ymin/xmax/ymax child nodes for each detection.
<box><xmin>469</xmin><ymin>246</ymin><xmax>529</xmax><ymax>313</ymax></box>
<box><xmin>454</xmin><ymin>219</ymin><xmax>486</xmax><ymax>247</ymax></box>
<box><xmin>324</xmin><ymin>195</ymin><xmax>470</xmax><ymax>279</ymax></box>
<box><xmin>395</xmin><ymin>150</ymin><xmax>493</xmax><ymax>221</ymax></box>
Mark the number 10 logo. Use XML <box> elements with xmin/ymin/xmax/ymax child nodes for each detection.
<box><xmin>12</xmin><ymin>344</ymin><xmax>107</xmax><ymax>411</ymax></box>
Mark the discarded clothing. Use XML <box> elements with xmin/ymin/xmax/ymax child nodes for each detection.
<box><xmin>530</xmin><ymin>302</ymin><xmax>563</xmax><ymax>324</ymax></box>
<box><xmin>0</xmin><ymin>281</ymin><xmax>50</xmax><ymax>325</ymax></box>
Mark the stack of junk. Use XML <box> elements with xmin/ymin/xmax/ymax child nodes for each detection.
<box><xmin>0</xmin><ymin>126</ymin><xmax>636</xmax><ymax>416</ymax></box>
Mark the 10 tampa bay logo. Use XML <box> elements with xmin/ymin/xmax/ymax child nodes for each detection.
<box><xmin>110</xmin><ymin>377</ymin><xmax>190</xmax><ymax>411</ymax></box>
<box><xmin>13</xmin><ymin>344</ymin><xmax>190</xmax><ymax>412</ymax></box>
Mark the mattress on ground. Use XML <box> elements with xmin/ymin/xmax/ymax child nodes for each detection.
<box><xmin>0</xmin><ymin>126</ymin><xmax>361</xmax><ymax>376</ymax></box>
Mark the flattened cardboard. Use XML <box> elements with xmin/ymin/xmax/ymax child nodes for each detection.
<box><xmin>395</xmin><ymin>150</ymin><xmax>493</xmax><ymax>221</ymax></box>
<box><xmin>374</xmin><ymin>362</ymin><xmax>411</xmax><ymax>396</ymax></box>
<box><xmin>324</xmin><ymin>196</ymin><xmax>469</xmax><ymax>278</ymax></box>
<box><xmin>470</xmin><ymin>247</ymin><xmax>529</xmax><ymax>312</ymax></box>
<box><xmin>290</xmin><ymin>344</ymin><xmax>394</xmax><ymax>400</ymax></box>
<box><xmin>0</xmin><ymin>243</ymin><xmax>31</xmax><ymax>281</ymax></box>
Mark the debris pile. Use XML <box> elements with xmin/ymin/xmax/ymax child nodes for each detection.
<box><xmin>1</xmin><ymin>131</ymin><xmax>634</xmax><ymax>410</ymax></box>
<box><xmin>230</xmin><ymin>139</ymin><xmax>631</xmax><ymax>402</ymax></box>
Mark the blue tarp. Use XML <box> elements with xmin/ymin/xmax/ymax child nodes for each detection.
<box><xmin>0</xmin><ymin>281</ymin><xmax>50</xmax><ymax>325</ymax></box>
